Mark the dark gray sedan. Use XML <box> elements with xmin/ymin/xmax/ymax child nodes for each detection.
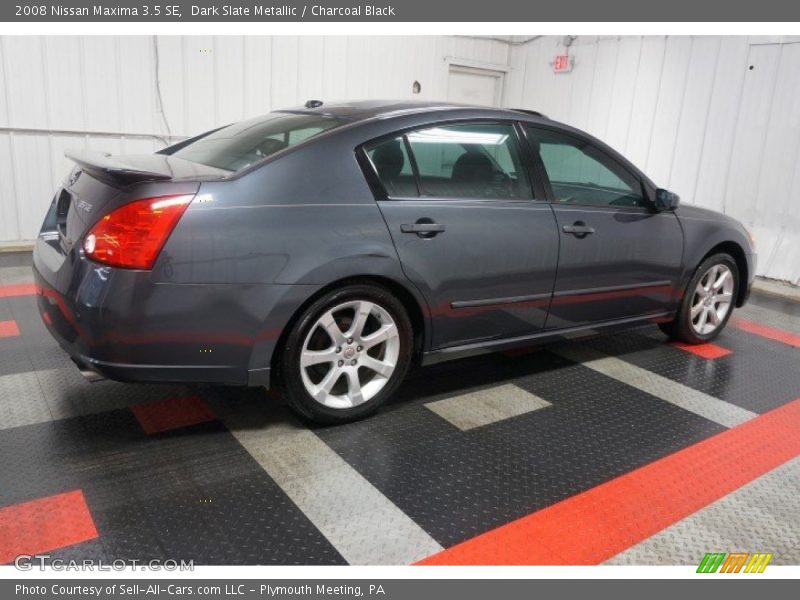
<box><xmin>33</xmin><ymin>101</ymin><xmax>756</xmax><ymax>423</ymax></box>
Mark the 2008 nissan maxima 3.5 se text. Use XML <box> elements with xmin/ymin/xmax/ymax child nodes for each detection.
<box><xmin>33</xmin><ymin>101</ymin><xmax>756</xmax><ymax>423</ymax></box>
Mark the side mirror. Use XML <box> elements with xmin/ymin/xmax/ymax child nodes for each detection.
<box><xmin>655</xmin><ymin>188</ymin><xmax>680</xmax><ymax>211</ymax></box>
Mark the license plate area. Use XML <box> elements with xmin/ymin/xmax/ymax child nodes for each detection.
<box><xmin>56</xmin><ymin>188</ymin><xmax>74</xmax><ymax>252</ymax></box>
<box><xmin>56</xmin><ymin>189</ymin><xmax>71</xmax><ymax>235</ymax></box>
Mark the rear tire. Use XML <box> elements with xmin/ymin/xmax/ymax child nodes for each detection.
<box><xmin>660</xmin><ymin>253</ymin><xmax>739</xmax><ymax>344</ymax></box>
<box><xmin>278</xmin><ymin>283</ymin><xmax>413</xmax><ymax>424</ymax></box>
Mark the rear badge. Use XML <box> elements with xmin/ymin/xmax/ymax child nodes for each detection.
<box><xmin>68</xmin><ymin>169</ymin><xmax>82</xmax><ymax>186</ymax></box>
<box><xmin>76</xmin><ymin>199</ymin><xmax>93</xmax><ymax>214</ymax></box>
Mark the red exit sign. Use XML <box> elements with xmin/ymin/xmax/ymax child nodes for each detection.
<box><xmin>553</xmin><ymin>54</ymin><xmax>573</xmax><ymax>73</ymax></box>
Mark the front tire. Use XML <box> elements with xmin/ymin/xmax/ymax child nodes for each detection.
<box><xmin>279</xmin><ymin>283</ymin><xmax>413</xmax><ymax>424</ymax></box>
<box><xmin>659</xmin><ymin>253</ymin><xmax>738</xmax><ymax>344</ymax></box>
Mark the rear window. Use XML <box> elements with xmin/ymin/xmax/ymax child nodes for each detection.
<box><xmin>171</xmin><ymin>113</ymin><xmax>342</xmax><ymax>172</ymax></box>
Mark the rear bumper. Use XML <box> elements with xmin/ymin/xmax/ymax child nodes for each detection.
<box><xmin>68</xmin><ymin>353</ymin><xmax>258</xmax><ymax>386</ymax></box>
<box><xmin>32</xmin><ymin>238</ymin><xmax>311</xmax><ymax>388</ymax></box>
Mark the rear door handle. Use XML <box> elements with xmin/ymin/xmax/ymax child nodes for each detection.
<box><xmin>562</xmin><ymin>221</ymin><xmax>595</xmax><ymax>238</ymax></box>
<box><xmin>401</xmin><ymin>222</ymin><xmax>445</xmax><ymax>237</ymax></box>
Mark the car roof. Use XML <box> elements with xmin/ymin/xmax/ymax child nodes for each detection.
<box><xmin>276</xmin><ymin>99</ymin><xmax>547</xmax><ymax>122</ymax></box>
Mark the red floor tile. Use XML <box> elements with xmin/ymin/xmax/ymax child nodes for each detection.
<box><xmin>0</xmin><ymin>320</ymin><xmax>20</xmax><ymax>338</ymax></box>
<box><xmin>418</xmin><ymin>398</ymin><xmax>800</xmax><ymax>565</ymax></box>
<box><xmin>131</xmin><ymin>395</ymin><xmax>218</xmax><ymax>434</ymax></box>
<box><xmin>672</xmin><ymin>341</ymin><xmax>732</xmax><ymax>359</ymax></box>
<box><xmin>0</xmin><ymin>490</ymin><xmax>98</xmax><ymax>564</ymax></box>
<box><xmin>735</xmin><ymin>318</ymin><xmax>800</xmax><ymax>348</ymax></box>
<box><xmin>0</xmin><ymin>283</ymin><xmax>36</xmax><ymax>298</ymax></box>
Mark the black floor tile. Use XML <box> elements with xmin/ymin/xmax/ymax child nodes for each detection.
<box><xmin>317</xmin><ymin>352</ymin><xmax>725</xmax><ymax>547</ymax></box>
<box><xmin>0</xmin><ymin>411</ymin><xmax>346</xmax><ymax>565</ymax></box>
<box><xmin>583</xmin><ymin>328</ymin><xmax>800</xmax><ymax>414</ymax></box>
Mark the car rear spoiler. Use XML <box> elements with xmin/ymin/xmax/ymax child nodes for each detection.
<box><xmin>65</xmin><ymin>149</ymin><xmax>173</xmax><ymax>185</ymax></box>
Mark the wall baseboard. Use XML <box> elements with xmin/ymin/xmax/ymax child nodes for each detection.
<box><xmin>0</xmin><ymin>241</ymin><xmax>35</xmax><ymax>253</ymax></box>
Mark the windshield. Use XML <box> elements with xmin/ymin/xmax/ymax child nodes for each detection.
<box><xmin>170</xmin><ymin>112</ymin><xmax>343</xmax><ymax>172</ymax></box>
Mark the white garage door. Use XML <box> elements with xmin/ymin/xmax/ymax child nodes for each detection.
<box><xmin>447</xmin><ymin>66</ymin><xmax>503</xmax><ymax>106</ymax></box>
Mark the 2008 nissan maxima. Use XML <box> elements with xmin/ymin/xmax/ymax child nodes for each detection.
<box><xmin>33</xmin><ymin>100</ymin><xmax>756</xmax><ymax>423</ymax></box>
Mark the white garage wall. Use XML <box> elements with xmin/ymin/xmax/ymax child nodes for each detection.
<box><xmin>0</xmin><ymin>35</ymin><xmax>509</xmax><ymax>244</ymax></box>
<box><xmin>505</xmin><ymin>35</ymin><xmax>800</xmax><ymax>284</ymax></box>
<box><xmin>2</xmin><ymin>35</ymin><xmax>798</xmax><ymax>284</ymax></box>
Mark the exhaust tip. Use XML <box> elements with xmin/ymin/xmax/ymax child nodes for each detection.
<box><xmin>71</xmin><ymin>357</ymin><xmax>106</xmax><ymax>383</ymax></box>
<box><xmin>79</xmin><ymin>368</ymin><xmax>106</xmax><ymax>383</ymax></box>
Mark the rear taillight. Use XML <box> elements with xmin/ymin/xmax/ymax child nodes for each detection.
<box><xmin>83</xmin><ymin>194</ymin><xmax>194</xmax><ymax>269</ymax></box>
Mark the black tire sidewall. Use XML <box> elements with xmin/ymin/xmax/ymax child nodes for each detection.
<box><xmin>280</xmin><ymin>284</ymin><xmax>413</xmax><ymax>424</ymax></box>
<box><xmin>675</xmin><ymin>253</ymin><xmax>739</xmax><ymax>343</ymax></box>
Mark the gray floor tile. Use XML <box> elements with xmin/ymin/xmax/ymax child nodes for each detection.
<box><xmin>425</xmin><ymin>383</ymin><xmax>551</xmax><ymax>430</ymax></box>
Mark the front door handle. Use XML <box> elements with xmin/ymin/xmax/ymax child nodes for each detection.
<box><xmin>562</xmin><ymin>221</ymin><xmax>595</xmax><ymax>238</ymax></box>
<box><xmin>401</xmin><ymin>220</ymin><xmax>445</xmax><ymax>238</ymax></box>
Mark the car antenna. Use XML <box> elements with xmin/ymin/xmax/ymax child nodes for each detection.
<box><xmin>305</xmin><ymin>99</ymin><xmax>323</xmax><ymax>109</ymax></box>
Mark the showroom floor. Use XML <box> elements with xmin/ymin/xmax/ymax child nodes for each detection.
<box><xmin>1</xmin><ymin>251</ymin><xmax>799</xmax><ymax>566</ymax></box>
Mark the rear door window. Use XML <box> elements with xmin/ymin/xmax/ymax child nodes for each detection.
<box><xmin>407</xmin><ymin>123</ymin><xmax>531</xmax><ymax>200</ymax></box>
<box><xmin>365</xmin><ymin>137</ymin><xmax>418</xmax><ymax>198</ymax></box>
<box><xmin>365</xmin><ymin>123</ymin><xmax>532</xmax><ymax>200</ymax></box>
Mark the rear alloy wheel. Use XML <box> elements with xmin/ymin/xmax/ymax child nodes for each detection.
<box><xmin>659</xmin><ymin>253</ymin><xmax>739</xmax><ymax>344</ymax></box>
<box><xmin>280</xmin><ymin>284</ymin><xmax>413</xmax><ymax>424</ymax></box>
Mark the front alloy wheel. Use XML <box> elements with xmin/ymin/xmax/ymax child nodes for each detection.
<box><xmin>659</xmin><ymin>252</ymin><xmax>739</xmax><ymax>344</ymax></box>
<box><xmin>689</xmin><ymin>264</ymin><xmax>735</xmax><ymax>335</ymax></box>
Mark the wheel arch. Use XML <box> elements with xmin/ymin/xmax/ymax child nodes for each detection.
<box><xmin>698</xmin><ymin>241</ymin><xmax>749</xmax><ymax>307</ymax></box>
<box><xmin>269</xmin><ymin>274</ymin><xmax>429</xmax><ymax>380</ymax></box>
